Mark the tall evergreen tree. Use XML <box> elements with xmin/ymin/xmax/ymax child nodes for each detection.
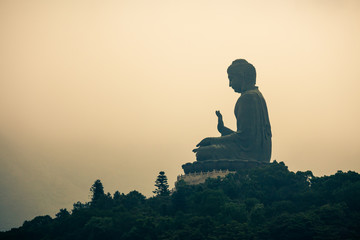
<box><xmin>90</xmin><ymin>179</ymin><xmax>105</xmax><ymax>204</ymax></box>
<box><xmin>153</xmin><ymin>171</ymin><xmax>170</xmax><ymax>196</ymax></box>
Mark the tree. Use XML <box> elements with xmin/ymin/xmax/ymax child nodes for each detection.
<box><xmin>153</xmin><ymin>171</ymin><xmax>170</xmax><ymax>196</ymax></box>
<box><xmin>55</xmin><ymin>208</ymin><xmax>70</xmax><ymax>219</ymax></box>
<box><xmin>113</xmin><ymin>191</ymin><xmax>122</xmax><ymax>200</ymax></box>
<box><xmin>90</xmin><ymin>179</ymin><xmax>105</xmax><ymax>204</ymax></box>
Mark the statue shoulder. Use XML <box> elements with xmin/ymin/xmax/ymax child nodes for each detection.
<box><xmin>239</xmin><ymin>90</ymin><xmax>259</xmax><ymax>103</ymax></box>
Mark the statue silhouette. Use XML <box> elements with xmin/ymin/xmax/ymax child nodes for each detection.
<box><xmin>192</xmin><ymin>59</ymin><xmax>272</xmax><ymax>163</ymax></box>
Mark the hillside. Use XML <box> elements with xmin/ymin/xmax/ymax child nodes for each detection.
<box><xmin>1</xmin><ymin>161</ymin><xmax>360</xmax><ymax>240</ymax></box>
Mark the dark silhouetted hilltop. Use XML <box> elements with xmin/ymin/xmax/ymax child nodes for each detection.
<box><xmin>1</xmin><ymin>161</ymin><xmax>360</xmax><ymax>240</ymax></box>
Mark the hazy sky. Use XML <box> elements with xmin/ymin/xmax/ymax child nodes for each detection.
<box><xmin>1</xmin><ymin>0</ymin><xmax>360</xmax><ymax>231</ymax></box>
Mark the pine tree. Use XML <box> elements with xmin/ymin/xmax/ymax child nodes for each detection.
<box><xmin>90</xmin><ymin>179</ymin><xmax>105</xmax><ymax>204</ymax></box>
<box><xmin>153</xmin><ymin>171</ymin><xmax>170</xmax><ymax>196</ymax></box>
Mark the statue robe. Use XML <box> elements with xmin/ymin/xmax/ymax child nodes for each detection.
<box><xmin>196</xmin><ymin>87</ymin><xmax>272</xmax><ymax>162</ymax></box>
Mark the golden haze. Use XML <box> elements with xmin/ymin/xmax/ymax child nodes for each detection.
<box><xmin>1</xmin><ymin>0</ymin><xmax>360</xmax><ymax>230</ymax></box>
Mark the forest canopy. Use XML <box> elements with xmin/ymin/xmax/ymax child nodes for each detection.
<box><xmin>1</xmin><ymin>161</ymin><xmax>360</xmax><ymax>240</ymax></box>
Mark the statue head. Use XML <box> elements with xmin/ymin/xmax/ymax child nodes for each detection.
<box><xmin>227</xmin><ymin>59</ymin><xmax>256</xmax><ymax>93</ymax></box>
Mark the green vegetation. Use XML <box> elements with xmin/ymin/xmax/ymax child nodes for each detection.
<box><xmin>153</xmin><ymin>171</ymin><xmax>170</xmax><ymax>196</ymax></box>
<box><xmin>1</xmin><ymin>162</ymin><xmax>360</xmax><ymax>240</ymax></box>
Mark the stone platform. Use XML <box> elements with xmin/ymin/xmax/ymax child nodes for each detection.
<box><xmin>182</xmin><ymin>159</ymin><xmax>264</xmax><ymax>174</ymax></box>
<box><xmin>177</xmin><ymin>169</ymin><xmax>236</xmax><ymax>185</ymax></box>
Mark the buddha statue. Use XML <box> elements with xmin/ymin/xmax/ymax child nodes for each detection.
<box><xmin>192</xmin><ymin>59</ymin><xmax>272</xmax><ymax>164</ymax></box>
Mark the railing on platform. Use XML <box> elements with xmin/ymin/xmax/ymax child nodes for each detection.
<box><xmin>177</xmin><ymin>169</ymin><xmax>235</xmax><ymax>181</ymax></box>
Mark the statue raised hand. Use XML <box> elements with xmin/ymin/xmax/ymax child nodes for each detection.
<box><xmin>216</xmin><ymin>110</ymin><xmax>234</xmax><ymax>136</ymax></box>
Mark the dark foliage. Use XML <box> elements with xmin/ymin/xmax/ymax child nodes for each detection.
<box><xmin>153</xmin><ymin>171</ymin><xmax>170</xmax><ymax>196</ymax></box>
<box><xmin>1</xmin><ymin>162</ymin><xmax>360</xmax><ymax>240</ymax></box>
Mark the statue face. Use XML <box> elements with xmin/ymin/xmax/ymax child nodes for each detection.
<box><xmin>228</xmin><ymin>73</ymin><xmax>245</xmax><ymax>93</ymax></box>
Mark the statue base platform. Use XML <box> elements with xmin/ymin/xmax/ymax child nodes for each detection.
<box><xmin>182</xmin><ymin>159</ymin><xmax>265</xmax><ymax>174</ymax></box>
<box><xmin>177</xmin><ymin>169</ymin><xmax>236</xmax><ymax>185</ymax></box>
